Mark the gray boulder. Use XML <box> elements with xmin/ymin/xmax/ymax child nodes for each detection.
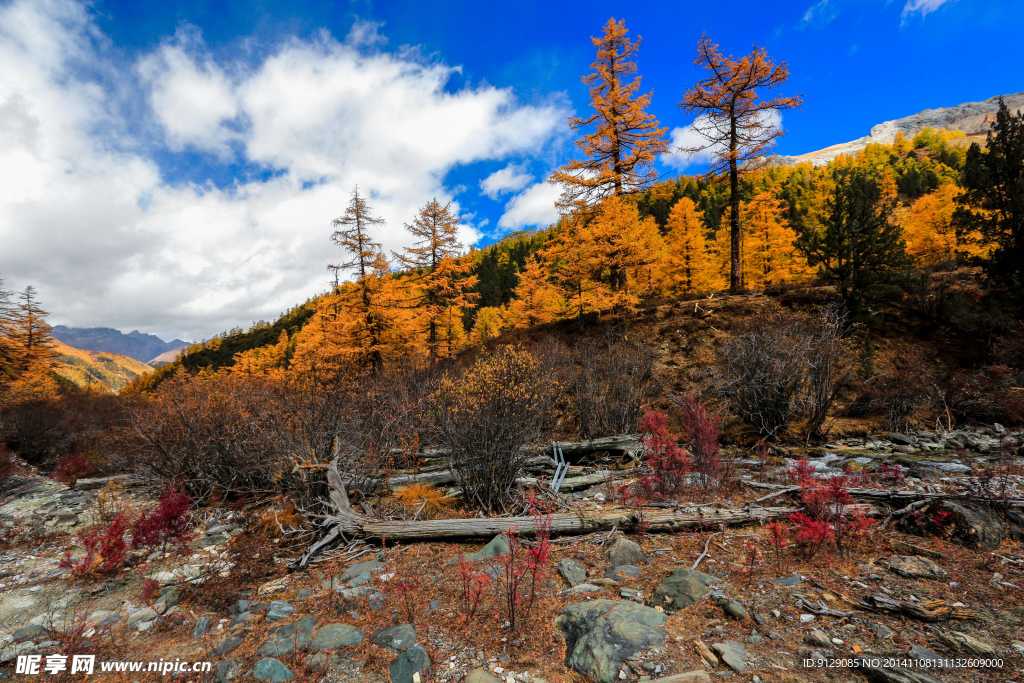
<box><xmin>252</xmin><ymin>658</ymin><xmax>292</xmax><ymax>682</ymax></box>
<box><xmin>371</xmin><ymin>624</ymin><xmax>417</xmax><ymax>653</ymax></box>
<box><xmin>555</xmin><ymin>600</ymin><xmax>668</xmax><ymax>683</ymax></box>
<box><xmin>604</xmin><ymin>538</ymin><xmax>646</xmax><ymax>566</ymax></box>
<box><xmin>389</xmin><ymin>644</ymin><xmax>430</xmax><ymax>683</ymax></box>
<box><xmin>650</xmin><ymin>568</ymin><xmax>717</xmax><ymax>612</ymax></box>
<box><xmin>257</xmin><ymin>615</ymin><xmax>317</xmax><ymax>657</ymax></box>
<box><xmin>265</xmin><ymin>601</ymin><xmax>295</xmax><ymax>622</ymax></box>
<box><xmin>309</xmin><ymin>623</ymin><xmax>365</xmax><ymax>651</ymax></box>
<box><xmin>556</xmin><ymin>558</ymin><xmax>588</xmax><ymax>587</ymax></box>
<box><xmin>900</xmin><ymin>500</ymin><xmax>1004</xmax><ymax>551</ymax></box>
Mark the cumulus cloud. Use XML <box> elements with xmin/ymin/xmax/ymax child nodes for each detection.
<box><xmin>662</xmin><ymin>110</ymin><xmax>783</xmax><ymax>171</ymax></box>
<box><xmin>480</xmin><ymin>164</ymin><xmax>533</xmax><ymax>199</ymax></box>
<box><xmin>0</xmin><ymin>2</ymin><xmax>566</xmax><ymax>340</ymax></box>
<box><xmin>497</xmin><ymin>180</ymin><xmax>561</xmax><ymax>230</ymax></box>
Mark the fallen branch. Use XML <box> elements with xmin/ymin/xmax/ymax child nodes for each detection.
<box><xmin>692</xmin><ymin>531</ymin><xmax>723</xmax><ymax>570</ymax></box>
<box><xmin>795</xmin><ymin>598</ymin><xmax>854</xmax><ymax>618</ymax></box>
<box><xmin>858</xmin><ymin>594</ymin><xmax>978</xmax><ymax>622</ymax></box>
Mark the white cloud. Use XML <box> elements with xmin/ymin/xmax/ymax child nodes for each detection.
<box><xmin>801</xmin><ymin>0</ymin><xmax>834</xmax><ymax>26</ymax></box>
<box><xmin>0</xmin><ymin>2</ymin><xmax>566</xmax><ymax>340</ymax></box>
<box><xmin>662</xmin><ymin>110</ymin><xmax>783</xmax><ymax>171</ymax></box>
<box><xmin>480</xmin><ymin>164</ymin><xmax>533</xmax><ymax>199</ymax></box>
<box><xmin>137</xmin><ymin>27</ymin><xmax>239</xmax><ymax>156</ymax></box>
<box><xmin>902</xmin><ymin>0</ymin><xmax>956</xmax><ymax>18</ymax></box>
<box><xmin>497</xmin><ymin>180</ymin><xmax>561</xmax><ymax>230</ymax></box>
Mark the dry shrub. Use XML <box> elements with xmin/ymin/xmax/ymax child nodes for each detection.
<box><xmin>392</xmin><ymin>483</ymin><xmax>454</xmax><ymax>518</ymax></box>
<box><xmin>566</xmin><ymin>330</ymin><xmax>656</xmax><ymax>438</ymax></box>
<box><xmin>432</xmin><ymin>347</ymin><xmax>557</xmax><ymax>513</ymax></box>
<box><xmin>713</xmin><ymin>305</ymin><xmax>854</xmax><ymax>438</ymax></box>
<box><xmin>191</xmin><ymin>532</ymin><xmax>285</xmax><ymax>611</ymax></box>
<box><xmin>254</xmin><ymin>500</ymin><xmax>307</xmax><ymax>538</ymax></box>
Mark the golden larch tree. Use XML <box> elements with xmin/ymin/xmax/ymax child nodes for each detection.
<box><xmin>395</xmin><ymin>199</ymin><xmax>479</xmax><ymax>362</ymax></box>
<box><xmin>469</xmin><ymin>306</ymin><xmax>507</xmax><ymax>346</ymax></box>
<box><xmin>550</xmin><ymin>18</ymin><xmax>668</xmax><ymax>208</ymax></box>
<box><xmin>329</xmin><ymin>186</ymin><xmax>397</xmax><ymax>372</ymax></box>
<box><xmin>665</xmin><ymin>197</ymin><xmax>720</xmax><ymax>294</ymax></box>
<box><xmin>903</xmin><ymin>183</ymin><xmax>985</xmax><ymax>266</ymax></box>
<box><xmin>507</xmin><ymin>254</ymin><xmax>564</xmax><ymax>328</ymax></box>
<box><xmin>740</xmin><ymin>191</ymin><xmax>806</xmax><ymax>288</ymax></box>
<box><xmin>679</xmin><ymin>34</ymin><xmax>802</xmax><ymax>293</ymax></box>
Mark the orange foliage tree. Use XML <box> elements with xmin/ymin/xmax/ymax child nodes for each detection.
<box><xmin>329</xmin><ymin>187</ymin><xmax>399</xmax><ymax>372</ymax></box>
<box><xmin>679</xmin><ymin>34</ymin><xmax>802</xmax><ymax>293</ymax></box>
<box><xmin>507</xmin><ymin>255</ymin><xmax>563</xmax><ymax>328</ymax></box>
<box><xmin>550</xmin><ymin>18</ymin><xmax>667</xmax><ymax>207</ymax></box>
<box><xmin>740</xmin><ymin>191</ymin><xmax>807</xmax><ymax>288</ymax></box>
<box><xmin>665</xmin><ymin>197</ymin><xmax>720</xmax><ymax>295</ymax></box>
<box><xmin>902</xmin><ymin>182</ymin><xmax>984</xmax><ymax>266</ymax></box>
<box><xmin>395</xmin><ymin>199</ymin><xmax>479</xmax><ymax>362</ymax></box>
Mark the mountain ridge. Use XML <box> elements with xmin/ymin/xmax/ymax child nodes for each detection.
<box><xmin>51</xmin><ymin>325</ymin><xmax>189</xmax><ymax>364</ymax></box>
<box><xmin>775</xmin><ymin>91</ymin><xmax>1024</xmax><ymax>166</ymax></box>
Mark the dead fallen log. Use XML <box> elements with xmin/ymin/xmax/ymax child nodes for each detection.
<box><xmin>744</xmin><ymin>481</ymin><xmax>1024</xmax><ymax>508</ymax></box>
<box><xmin>858</xmin><ymin>594</ymin><xmax>978</xmax><ymax>622</ymax></box>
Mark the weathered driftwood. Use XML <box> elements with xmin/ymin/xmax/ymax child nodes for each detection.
<box><xmin>858</xmin><ymin>594</ymin><xmax>978</xmax><ymax>622</ymax></box>
<box><xmin>744</xmin><ymin>481</ymin><xmax>1024</xmax><ymax>508</ymax></box>
<box><xmin>290</xmin><ymin>458</ymin><xmax>880</xmax><ymax>568</ymax></box>
<box><xmin>389</xmin><ymin>466</ymin><xmax>621</xmax><ymax>493</ymax></box>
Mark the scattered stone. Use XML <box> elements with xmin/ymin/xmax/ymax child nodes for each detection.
<box><xmin>465</xmin><ymin>670</ymin><xmax>500</xmax><ymax>683</ymax></box>
<box><xmin>556</xmin><ymin>559</ymin><xmax>588</xmax><ymax>587</ymax></box>
<box><xmin>804</xmin><ymin>630</ymin><xmax>832</xmax><ymax>648</ymax></box>
<box><xmin>209</xmin><ymin>634</ymin><xmax>245</xmax><ymax>658</ymax></box>
<box><xmin>570</xmin><ymin>583</ymin><xmax>604</xmax><ymax>594</ymax></box>
<box><xmin>458</xmin><ymin>535</ymin><xmax>512</xmax><ymax>563</ymax></box>
<box><xmin>716</xmin><ymin>597</ymin><xmax>747</xmax><ymax>621</ymax></box>
<box><xmin>257</xmin><ymin>577</ymin><xmax>290</xmax><ymax>598</ymax></box>
<box><xmin>650</xmin><ymin>568</ymin><xmax>716</xmax><ymax>612</ymax></box>
<box><xmin>908</xmin><ymin>645</ymin><xmax>944</xmax><ymax>664</ymax></box>
<box><xmin>884</xmin><ymin>555</ymin><xmax>950</xmax><ymax>580</ymax></box>
<box><xmin>257</xmin><ymin>616</ymin><xmax>318</xmax><ymax>657</ymax></box>
<box><xmin>389</xmin><ymin>644</ymin><xmax>430</xmax><ymax>683</ymax></box>
<box><xmin>766</xmin><ymin>575</ymin><xmax>802</xmax><ymax>587</ymax></box>
<box><xmin>12</xmin><ymin>625</ymin><xmax>51</xmax><ymax>644</ymax></box>
<box><xmin>212</xmin><ymin>659</ymin><xmax>239</xmax><ymax>683</ymax></box>
<box><xmin>192</xmin><ymin>617</ymin><xmax>211</xmax><ymax>639</ymax></box>
<box><xmin>887</xmin><ymin>433</ymin><xmax>914</xmax><ymax>446</ymax></box>
<box><xmin>604</xmin><ymin>565</ymin><xmax>641</xmax><ymax>580</ymax></box>
<box><xmin>125</xmin><ymin>608</ymin><xmax>158</xmax><ymax>628</ymax></box>
<box><xmin>906</xmin><ymin>466</ymin><xmax>943</xmax><ymax>482</ymax></box>
<box><xmin>228</xmin><ymin>600</ymin><xmax>252</xmax><ymax>615</ymax></box>
<box><xmin>252</xmin><ymin>657</ymin><xmax>293</xmax><ymax>682</ymax></box>
<box><xmin>309</xmin><ymin>623</ymin><xmax>365</xmax><ymax>651</ymax></box>
<box><xmin>229</xmin><ymin>611</ymin><xmax>258</xmax><ymax>628</ymax></box>
<box><xmin>265</xmin><ymin>601</ymin><xmax>296</xmax><ymax>622</ymax></box>
<box><xmin>555</xmin><ymin>600</ymin><xmax>668</xmax><ymax>683</ymax></box>
<box><xmin>870</xmin><ymin>624</ymin><xmax>895</xmax><ymax>640</ymax></box>
<box><xmin>799</xmin><ymin>614</ymin><xmax>815</xmax><ymax>624</ymax></box>
<box><xmin>604</xmin><ymin>538</ymin><xmax>646</xmax><ymax>567</ymax></box>
<box><xmin>711</xmin><ymin>640</ymin><xmax>746</xmax><ymax>674</ymax></box>
<box><xmin>371</xmin><ymin>624</ymin><xmax>417</xmax><ymax>653</ymax></box>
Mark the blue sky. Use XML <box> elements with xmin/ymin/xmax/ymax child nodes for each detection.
<box><xmin>0</xmin><ymin>0</ymin><xmax>1020</xmax><ymax>340</ymax></box>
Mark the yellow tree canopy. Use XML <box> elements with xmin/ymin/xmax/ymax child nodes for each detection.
<box><xmin>665</xmin><ymin>197</ymin><xmax>720</xmax><ymax>295</ymax></box>
<box><xmin>740</xmin><ymin>192</ymin><xmax>807</xmax><ymax>288</ymax></box>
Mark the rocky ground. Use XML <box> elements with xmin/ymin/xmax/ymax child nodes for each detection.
<box><xmin>1</xmin><ymin>428</ymin><xmax>1024</xmax><ymax>683</ymax></box>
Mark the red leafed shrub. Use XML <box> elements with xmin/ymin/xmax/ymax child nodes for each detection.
<box><xmin>787</xmin><ymin>458</ymin><xmax>817</xmax><ymax>485</ymax></box>
<box><xmin>130</xmin><ymin>486</ymin><xmax>193</xmax><ymax>551</ymax></box>
<box><xmin>789</xmin><ymin>474</ymin><xmax>872</xmax><ymax>559</ymax></box>
<box><xmin>60</xmin><ymin>514</ymin><xmax>129</xmax><ymax>578</ymax></box>
<box><xmin>54</xmin><ymin>452</ymin><xmax>97</xmax><ymax>487</ymax></box>
<box><xmin>674</xmin><ymin>393</ymin><xmax>722</xmax><ymax>488</ymax></box>
<box><xmin>875</xmin><ymin>462</ymin><xmax>906</xmax><ymax>487</ymax></box>
<box><xmin>767</xmin><ymin>521</ymin><xmax>790</xmax><ymax>572</ymax></box>
<box><xmin>490</xmin><ymin>509</ymin><xmax>553</xmax><ymax>632</ymax></box>
<box><xmin>394</xmin><ymin>577</ymin><xmax>419</xmax><ymax>625</ymax></box>
<box><xmin>456</xmin><ymin>552</ymin><xmax>491</xmax><ymax>623</ymax></box>
<box><xmin>140</xmin><ymin>579</ymin><xmax>159</xmax><ymax>602</ymax></box>
<box><xmin>637</xmin><ymin>406</ymin><xmax>691</xmax><ymax>499</ymax></box>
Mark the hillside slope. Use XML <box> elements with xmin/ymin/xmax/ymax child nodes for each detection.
<box><xmin>51</xmin><ymin>339</ymin><xmax>153</xmax><ymax>392</ymax></box>
<box><xmin>776</xmin><ymin>91</ymin><xmax>1024</xmax><ymax>166</ymax></box>
<box><xmin>51</xmin><ymin>326</ymin><xmax>189</xmax><ymax>363</ymax></box>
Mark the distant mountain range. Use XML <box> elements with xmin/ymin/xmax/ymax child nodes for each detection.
<box><xmin>51</xmin><ymin>326</ymin><xmax>190</xmax><ymax>365</ymax></box>
<box><xmin>775</xmin><ymin>91</ymin><xmax>1024</xmax><ymax>166</ymax></box>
